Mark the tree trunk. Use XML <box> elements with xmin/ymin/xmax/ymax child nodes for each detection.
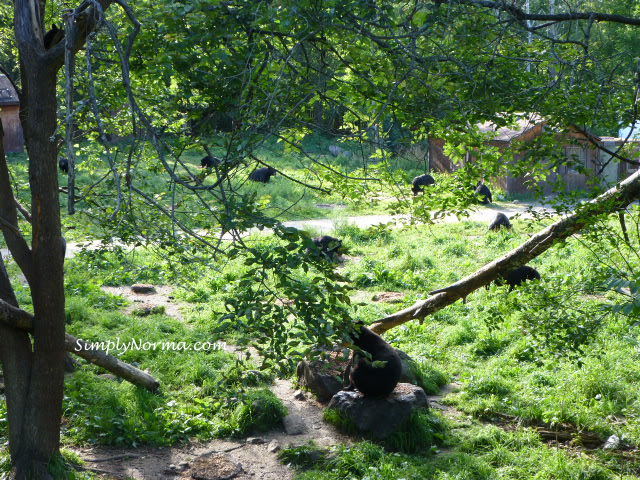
<box><xmin>12</xmin><ymin>44</ymin><xmax>66</xmax><ymax>479</ymax></box>
<box><xmin>371</xmin><ymin>168</ymin><xmax>640</xmax><ymax>334</ymax></box>
<box><xmin>3</xmin><ymin>2</ymin><xmax>115</xmax><ymax>475</ymax></box>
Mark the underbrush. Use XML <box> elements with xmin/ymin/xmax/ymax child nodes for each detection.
<box><xmin>2</xmin><ymin>250</ymin><xmax>286</xmax><ymax>448</ymax></box>
<box><xmin>280</xmin><ymin>422</ymin><xmax>634</xmax><ymax>480</ymax></box>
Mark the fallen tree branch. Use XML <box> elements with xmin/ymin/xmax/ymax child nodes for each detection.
<box><xmin>66</xmin><ymin>335</ymin><xmax>160</xmax><ymax>392</ymax></box>
<box><xmin>370</xmin><ymin>168</ymin><xmax>640</xmax><ymax>334</ymax></box>
<box><xmin>0</xmin><ymin>298</ymin><xmax>160</xmax><ymax>391</ymax></box>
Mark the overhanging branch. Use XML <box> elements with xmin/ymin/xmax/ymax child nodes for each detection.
<box><xmin>371</xmin><ymin>167</ymin><xmax>640</xmax><ymax>334</ymax></box>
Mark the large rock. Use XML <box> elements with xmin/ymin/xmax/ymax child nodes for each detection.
<box><xmin>327</xmin><ymin>383</ymin><xmax>428</xmax><ymax>439</ymax></box>
<box><xmin>298</xmin><ymin>347</ymin><xmax>424</xmax><ymax>402</ymax></box>
<box><xmin>328</xmin><ymin>145</ymin><xmax>352</xmax><ymax>158</ymax></box>
<box><xmin>131</xmin><ymin>284</ymin><xmax>156</xmax><ymax>294</ymax></box>
<box><xmin>297</xmin><ymin>356</ymin><xmax>347</xmax><ymax>402</ymax></box>
<box><xmin>283</xmin><ymin>414</ymin><xmax>306</xmax><ymax>435</ymax></box>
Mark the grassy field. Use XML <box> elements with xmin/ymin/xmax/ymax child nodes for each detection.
<box><xmin>1</xmin><ymin>137</ymin><xmax>637</xmax><ymax>479</ymax></box>
<box><xmin>2</xmin><ymin>134</ymin><xmax>518</xmax><ymax>247</ymax></box>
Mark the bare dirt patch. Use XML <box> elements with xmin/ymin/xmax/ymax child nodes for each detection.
<box><xmin>350</xmin><ymin>290</ymin><xmax>406</xmax><ymax>304</ymax></box>
<box><xmin>75</xmin><ymin>379</ymin><xmax>348</xmax><ymax>480</ymax></box>
<box><xmin>101</xmin><ymin>285</ymin><xmax>184</xmax><ymax>321</ymax></box>
<box><xmin>371</xmin><ymin>292</ymin><xmax>406</xmax><ymax>303</ymax></box>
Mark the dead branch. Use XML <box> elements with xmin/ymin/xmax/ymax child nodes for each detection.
<box><xmin>370</xmin><ymin>167</ymin><xmax>640</xmax><ymax>334</ymax></box>
<box><xmin>66</xmin><ymin>335</ymin><xmax>160</xmax><ymax>392</ymax></box>
<box><xmin>458</xmin><ymin>1</ymin><xmax>640</xmax><ymax>27</ymax></box>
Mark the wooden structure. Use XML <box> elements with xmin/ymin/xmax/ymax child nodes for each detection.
<box><xmin>0</xmin><ymin>75</ymin><xmax>24</xmax><ymax>153</ymax></box>
<box><xmin>427</xmin><ymin>114</ymin><xmax>628</xmax><ymax>194</ymax></box>
<box><xmin>598</xmin><ymin>137</ymin><xmax>640</xmax><ymax>185</ymax></box>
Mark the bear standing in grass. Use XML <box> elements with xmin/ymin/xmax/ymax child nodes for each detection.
<box><xmin>411</xmin><ymin>173</ymin><xmax>435</xmax><ymax>195</ymax></box>
<box><xmin>488</xmin><ymin>212</ymin><xmax>511</xmax><ymax>231</ymax></box>
<box><xmin>200</xmin><ymin>155</ymin><xmax>221</xmax><ymax>169</ymax></box>
<box><xmin>248</xmin><ymin>166</ymin><xmax>277</xmax><ymax>183</ymax></box>
<box><xmin>311</xmin><ymin>235</ymin><xmax>343</xmax><ymax>261</ymax></box>
<box><xmin>346</xmin><ymin>323</ymin><xmax>402</xmax><ymax>397</ymax></box>
<box><xmin>497</xmin><ymin>265</ymin><xmax>540</xmax><ymax>291</ymax></box>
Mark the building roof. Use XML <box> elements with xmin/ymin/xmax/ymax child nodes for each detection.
<box><xmin>0</xmin><ymin>75</ymin><xmax>19</xmax><ymax>106</ymax></box>
<box><xmin>477</xmin><ymin>113</ymin><xmax>545</xmax><ymax>142</ymax></box>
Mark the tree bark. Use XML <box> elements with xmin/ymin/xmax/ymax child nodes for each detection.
<box><xmin>371</xmin><ymin>168</ymin><xmax>640</xmax><ymax>334</ymax></box>
<box><xmin>2</xmin><ymin>1</ymin><xmax>115</xmax><ymax>476</ymax></box>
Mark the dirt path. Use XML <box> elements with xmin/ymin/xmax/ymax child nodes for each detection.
<box><xmin>70</xmin><ymin>285</ymin><xmax>349</xmax><ymax>480</ymax></box>
<box><xmin>0</xmin><ymin>201</ymin><xmax>550</xmax><ymax>261</ymax></box>
<box><xmin>281</xmin><ymin>201</ymin><xmax>549</xmax><ymax>235</ymax></box>
<box><xmin>75</xmin><ymin>379</ymin><xmax>348</xmax><ymax>480</ymax></box>
<box><xmin>77</xmin><ymin>378</ymin><xmax>466</xmax><ymax>480</ymax></box>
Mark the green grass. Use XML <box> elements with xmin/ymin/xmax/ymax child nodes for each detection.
<box><xmin>0</xmin><ymin>246</ymin><xmax>285</xmax><ymax>451</ymax></box>
<box><xmin>280</xmin><ymin>423</ymin><xmax>637</xmax><ymax>480</ymax></box>
<box><xmin>2</xmin><ymin>144</ymin><xmax>639</xmax><ymax>478</ymax></box>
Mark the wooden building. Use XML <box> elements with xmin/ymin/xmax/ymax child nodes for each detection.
<box><xmin>428</xmin><ymin>114</ymin><xmax>625</xmax><ymax>194</ymax></box>
<box><xmin>0</xmin><ymin>75</ymin><xmax>24</xmax><ymax>153</ymax></box>
<box><xmin>598</xmin><ymin>137</ymin><xmax>640</xmax><ymax>185</ymax></box>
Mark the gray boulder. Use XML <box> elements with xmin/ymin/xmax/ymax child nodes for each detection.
<box><xmin>327</xmin><ymin>383</ymin><xmax>428</xmax><ymax>439</ymax></box>
<box><xmin>283</xmin><ymin>414</ymin><xmax>306</xmax><ymax>435</ymax></box>
<box><xmin>298</xmin><ymin>347</ymin><xmax>424</xmax><ymax>402</ymax></box>
<box><xmin>297</xmin><ymin>359</ymin><xmax>345</xmax><ymax>402</ymax></box>
<box><xmin>130</xmin><ymin>284</ymin><xmax>156</xmax><ymax>294</ymax></box>
<box><xmin>603</xmin><ymin>434</ymin><xmax>621</xmax><ymax>450</ymax></box>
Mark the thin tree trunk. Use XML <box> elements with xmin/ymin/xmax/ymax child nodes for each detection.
<box><xmin>14</xmin><ymin>56</ymin><xmax>66</xmax><ymax>478</ymax></box>
<box><xmin>64</xmin><ymin>14</ymin><xmax>76</xmax><ymax>215</ymax></box>
<box><xmin>619</xmin><ymin>211</ymin><xmax>631</xmax><ymax>245</ymax></box>
<box><xmin>371</xmin><ymin>168</ymin><xmax>640</xmax><ymax>334</ymax></box>
<box><xmin>0</xmin><ymin>123</ymin><xmax>34</xmax><ymax>470</ymax></box>
<box><xmin>7</xmin><ymin>1</ymin><xmax>116</xmax><ymax>474</ymax></box>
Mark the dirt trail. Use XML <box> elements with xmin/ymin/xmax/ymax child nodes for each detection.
<box><xmin>71</xmin><ymin>286</ymin><xmax>349</xmax><ymax>480</ymax></box>
<box><xmin>0</xmin><ymin>201</ymin><xmax>550</xmax><ymax>261</ymax></box>
<box><xmin>281</xmin><ymin>201</ymin><xmax>549</xmax><ymax>236</ymax></box>
<box><xmin>76</xmin><ymin>379</ymin><xmax>348</xmax><ymax>480</ymax></box>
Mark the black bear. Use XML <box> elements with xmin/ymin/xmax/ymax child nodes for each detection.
<box><xmin>474</xmin><ymin>182</ymin><xmax>492</xmax><ymax>204</ymax></box>
<box><xmin>488</xmin><ymin>212</ymin><xmax>511</xmax><ymax>231</ymax></box>
<box><xmin>497</xmin><ymin>265</ymin><xmax>540</xmax><ymax>291</ymax></box>
<box><xmin>346</xmin><ymin>323</ymin><xmax>402</xmax><ymax>397</ymax></box>
<box><xmin>58</xmin><ymin>157</ymin><xmax>69</xmax><ymax>174</ymax></box>
<box><xmin>200</xmin><ymin>155</ymin><xmax>221</xmax><ymax>168</ymax></box>
<box><xmin>248</xmin><ymin>166</ymin><xmax>277</xmax><ymax>183</ymax></box>
<box><xmin>411</xmin><ymin>173</ymin><xmax>436</xmax><ymax>195</ymax></box>
<box><xmin>43</xmin><ymin>24</ymin><xmax>64</xmax><ymax>50</ymax></box>
<box><xmin>311</xmin><ymin>235</ymin><xmax>343</xmax><ymax>260</ymax></box>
